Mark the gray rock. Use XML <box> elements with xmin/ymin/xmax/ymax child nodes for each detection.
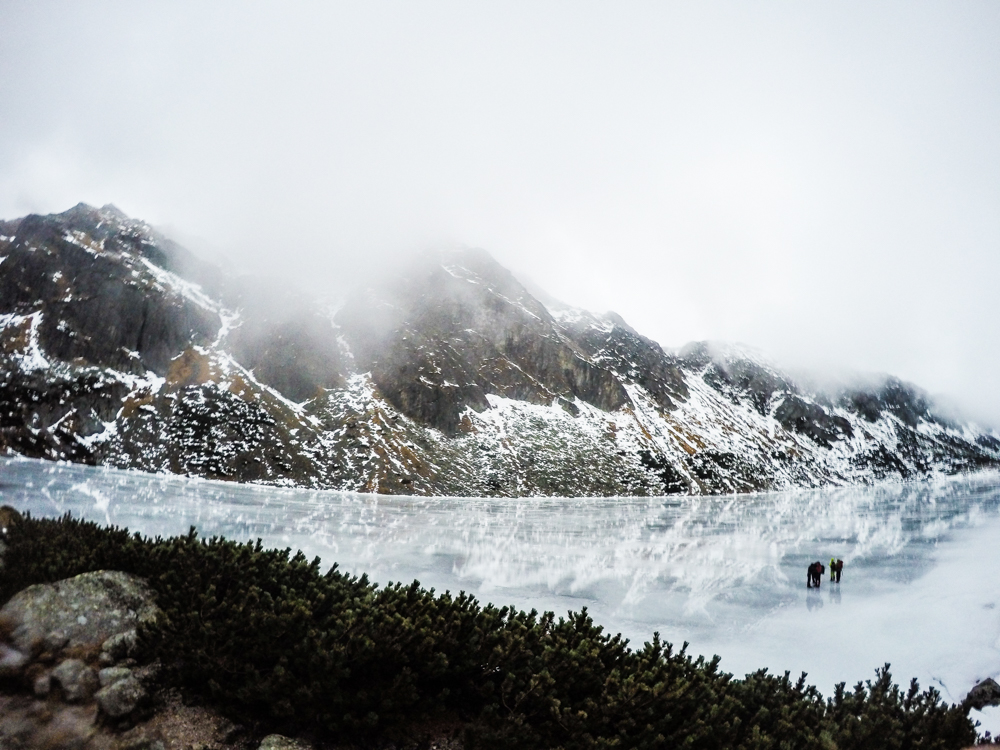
<box><xmin>33</xmin><ymin>671</ymin><xmax>51</xmax><ymax>697</ymax></box>
<box><xmin>43</xmin><ymin>629</ymin><xmax>70</xmax><ymax>652</ymax></box>
<box><xmin>258</xmin><ymin>734</ymin><xmax>314</xmax><ymax>750</ymax></box>
<box><xmin>98</xmin><ymin>665</ymin><xmax>132</xmax><ymax>687</ymax></box>
<box><xmin>0</xmin><ymin>642</ymin><xmax>28</xmax><ymax>677</ymax></box>
<box><xmin>967</xmin><ymin>677</ymin><xmax>1000</xmax><ymax>710</ymax></box>
<box><xmin>51</xmin><ymin>658</ymin><xmax>100</xmax><ymax>702</ymax></box>
<box><xmin>101</xmin><ymin>627</ymin><xmax>139</xmax><ymax>661</ymax></box>
<box><xmin>0</xmin><ymin>570</ymin><xmax>159</xmax><ymax>657</ymax></box>
<box><xmin>95</xmin><ymin>675</ymin><xmax>147</xmax><ymax>718</ymax></box>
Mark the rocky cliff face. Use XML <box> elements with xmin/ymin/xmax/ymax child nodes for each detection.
<box><xmin>2</xmin><ymin>204</ymin><xmax>997</xmax><ymax>496</ymax></box>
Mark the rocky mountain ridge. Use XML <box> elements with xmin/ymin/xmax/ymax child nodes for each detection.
<box><xmin>1</xmin><ymin>204</ymin><xmax>998</xmax><ymax>496</ymax></box>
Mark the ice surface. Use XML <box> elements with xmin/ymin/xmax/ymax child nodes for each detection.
<box><xmin>1</xmin><ymin>457</ymin><xmax>998</xmax><ymax>737</ymax></box>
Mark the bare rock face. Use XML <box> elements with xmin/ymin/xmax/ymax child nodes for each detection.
<box><xmin>0</xmin><ymin>570</ymin><xmax>158</xmax><ymax>660</ymax></box>
<box><xmin>0</xmin><ymin>205</ymin><xmax>221</xmax><ymax>376</ymax></box>
<box><xmin>966</xmin><ymin>677</ymin><xmax>1000</xmax><ymax>710</ymax></box>
<box><xmin>336</xmin><ymin>249</ymin><xmax>631</xmax><ymax>435</ymax></box>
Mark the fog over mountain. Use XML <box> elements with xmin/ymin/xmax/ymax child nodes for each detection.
<box><xmin>1</xmin><ymin>3</ymin><xmax>998</xmax><ymax>427</ymax></box>
<box><xmin>2</xmin><ymin>204</ymin><xmax>996</xmax><ymax>495</ymax></box>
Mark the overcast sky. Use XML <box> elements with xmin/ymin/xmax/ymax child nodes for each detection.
<box><xmin>1</xmin><ymin>2</ymin><xmax>998</xmax><ymax>425</ymax></box>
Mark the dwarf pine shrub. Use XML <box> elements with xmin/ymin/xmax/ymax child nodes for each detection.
<box><xmin>0</xmin><ymin>514</ymin><xmax>978</xmax><ymax>749</ymax></box>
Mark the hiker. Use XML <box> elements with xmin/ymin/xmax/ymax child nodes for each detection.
<box><xmin>807</xmin><ymin>561</ymin><xmax>825</xmax><ymax>588</ymax></box>
<box><xmin>833</xmin><ymin>558</ymin><xmax>843</xmax><ymax>583</ymax></box>
<box><xmin>830</xmin><ymin>558</ymin><xmax>837</xmax><ymax>582</ymax></box>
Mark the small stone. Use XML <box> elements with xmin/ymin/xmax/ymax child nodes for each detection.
<box><xmin>98</xmin><ymin>666</ymin><xmax>132</xmax><ymax>687</ymax></box>
<box><xmin>258</xmin><ymin>734</ymin><xmax>314</xmax><ymax>750</ymax></box>
<box><xmin>33</xmin><ymin>672</ymin><xmax>52</xmax><ymax>697</ymax></box>
<box><xmin>0</xmin><ymin>642</ymin><xmax>29</xmax><ymax>677</ymax></box>
<box><xmin>51</xmin><ymin>657</ymin><xmax>100</xmax><ymax>703</ymax></box>
<box><xmin>130</xmin><ymin>661</ymin><xmax>161</xmax><ymax>685</ymax></box>
<box><xmin>119</xmin><ymin>737</ymin><xmax>165</xmax><ymax>750</ymax></box>
<box><xmin>101</xmin><ymin>628</ymin><xmax>139</xmax><ymax>661</ymax></box>
<box><xmin>215</xmin><ymin>719</ymin><xmax>244</xmax><ymax>744</ymax></box>
<box><xmin>43</xmin><ymin>629</ymin><xmax>69</xmax><ymax>652</ymax></box>
<box><xmin>95</xmin><ymin>676</ymin><xmax>147</xmax><ymax>718</ymax></box>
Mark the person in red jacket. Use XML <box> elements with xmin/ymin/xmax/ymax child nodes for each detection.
<box><xmin>807</xmin><ymin>561</ymin><xmax>825</xmax><ymax>588</ymax></box>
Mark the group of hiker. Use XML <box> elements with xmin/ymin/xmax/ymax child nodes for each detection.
<box><xmin>807</xmin><ymin>558</ymin><xmax>844</xmax><ymax>588</ymax></box>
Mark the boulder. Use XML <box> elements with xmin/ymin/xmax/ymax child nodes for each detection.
<box><xmin>99</xmin><ymin>665</ymin><xmax>132</xmax><ymax>687</ymax></box>
<box><xmin>95</xmin><ymin>675</ymin><xmax>147</xmax><ymax>718</ymax></box>
<box><xmin>0</xmin><ymin>570</ymin><xmax>158</xmax><ymax>658</ymax></box>
<box><xmin>51</xmin><ymin>658</ymin><xmax>100</xmax><ymax>702</ymax></box>
<box><xmin>967</xmin><ymin>677</ymin><xmax>1000</xmax><ymax>710</ymax></box>
<box><xmin>258</xmin><ymin>734</ymin><xmax>314</xmax><ymax>750</ymax></box>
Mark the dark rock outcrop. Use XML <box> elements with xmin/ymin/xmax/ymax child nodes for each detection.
<box><xmin>0</xmin><ymin>206</ymin><xmax>221</xmax><ymax>375</ymax></box>
<box><xmin>966</xmin><ymin>677</ymin><xmax>1000</xmax><ymax>710</ymax></box>
<box><xmin>688</xmin><ymin>344</ymin><xmax>792</xmax><ymax>417</ymax></box>
<box><xmin>774</xmin><ymin>395</ymin><xmax>854</xmax><ymax>448</ymax></box>
<box><xmin>336</xmin><ymin>250</ymin><xmax>630</xmax><ymax>435</ymax></box>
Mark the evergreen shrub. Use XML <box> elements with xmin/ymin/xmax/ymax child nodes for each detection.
<box><xmin>0</xmin><ymin>514</ymin><xmax>978</xmax><ymax>749</ymax></box>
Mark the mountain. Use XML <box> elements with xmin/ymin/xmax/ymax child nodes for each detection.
<box><xmin>2</xmin><ymin>204</ymin><xmax>998</xmax><ymax>496</ymax></box>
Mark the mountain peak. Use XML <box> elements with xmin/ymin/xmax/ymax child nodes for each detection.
<box><xmin>1</xmin><ymin>203</ymin><xmax>997</xmax><ymax>496</ymax></box>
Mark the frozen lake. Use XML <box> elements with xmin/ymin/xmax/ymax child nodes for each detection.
<box><xmin>2</xmin><ymin>456</ymin><xmax>999</xmax><ymax>736</ymax></box>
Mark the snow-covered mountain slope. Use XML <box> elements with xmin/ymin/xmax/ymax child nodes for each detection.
<box><xmin>2</xmin><ymin>204</ymin><xmax>997</xmax><ymax>496</ymax></box>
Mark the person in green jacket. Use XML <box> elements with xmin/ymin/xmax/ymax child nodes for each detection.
<box><xmin>829</xmin><ymin>558</ymin><xmax>843</xmax><ymax>583</ymax></box>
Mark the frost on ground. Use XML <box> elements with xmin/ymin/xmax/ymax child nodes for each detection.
<box><xmin>3</xmin><ymin>458</ymin><xmax>999</xmax><ymax>740</ymax></box>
